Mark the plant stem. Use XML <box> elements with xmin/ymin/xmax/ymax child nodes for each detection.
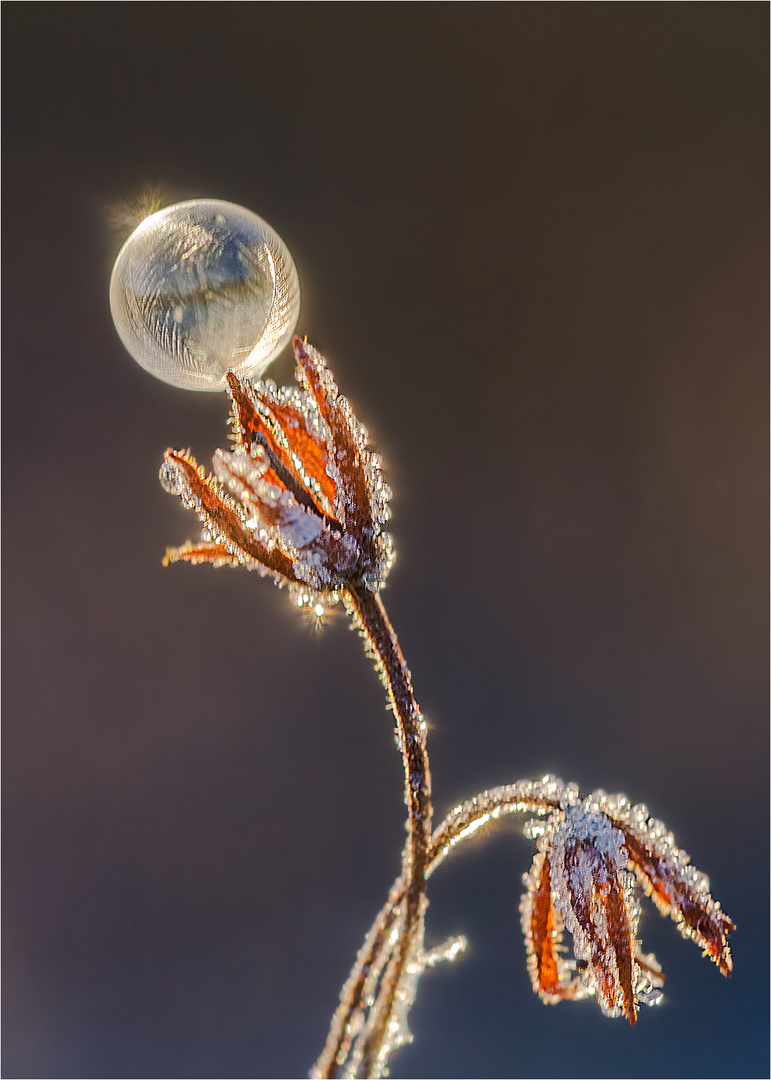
<box><xmin>315</xmin><ymin>585</ymin><xmax>432</xmax><ymax>1079</ymax></box>
<box><xmin>313</xmin><ymin>879</ymin><xmax>405</xmax><ymax>1077</ymax></box>
<box><xmin>314</xmin><ymin>781</ymin><xmax>564</xmax><ymax>1077</ymax></box>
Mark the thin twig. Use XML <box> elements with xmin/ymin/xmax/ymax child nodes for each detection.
<box><xmin>313</xmin><ymin>879</ymin><xmax>403</xmax><ymax>1076</ymax></box>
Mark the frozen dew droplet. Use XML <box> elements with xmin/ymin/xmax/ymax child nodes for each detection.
<box><xmin>110</xmin><ymin>199</ymin><xmax>301</xmax><ymax>391</ymax></box>
<box><xmin>159</xmin><ymin>460</ymin><xmax>185</xmax><ymax>495</ymax></box>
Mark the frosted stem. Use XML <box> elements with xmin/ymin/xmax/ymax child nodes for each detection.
<box><xmin>312</xmin><ymin>879</ymin><xmax>404</xmax><ymax>1077</ymax></box>
<box><xmin>314</xmin><ymin>586</ymin><xmax>432</xmax><ymax>1079</ymax></box>
<box><xmin>427</xmin><ymin>781</ymin><xmax>563</xmax><ymax>873</ymax></box>
<box><xmin>314</xmin><ymin>780</ymin><xmax>565</xmax><ymax>1077</ymax></box>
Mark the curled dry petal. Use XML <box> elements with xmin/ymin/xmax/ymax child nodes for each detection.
<box><xmin>521</xmin><ymin>850</ymin><xmax>579</xmax><ymax>1003</ymax></box>
<box><xmin>602</xmin><ymin>796</ymin><xmax>735</xmax><ymax>977</ymax></box>
<box><xmin>160</xmin><ymin>450</ymin><xmax>297</xmax><ymax>581</ymax></box>
<box><xmin>160</xmin><ymin>337</ymin><xmax>394</xmax><ymax>609</ymax></box>
<box><xmin>551</xmin><ymin>807</ymin><xmax>638</xmax><ymax>1022</ymax></box>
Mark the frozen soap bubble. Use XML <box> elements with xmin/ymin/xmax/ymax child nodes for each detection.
<box><xmin>110</xmin><ymin>199</ymin><xmax>301</xmax><ymax>391</ymax></box>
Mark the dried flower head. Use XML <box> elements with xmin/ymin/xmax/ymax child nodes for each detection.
<box><xmin>159</xmin><ymin>337</ymin><xmax>393</xmax><ymax>611</ymax></box>
<box><xmin>520</xmin><ymin>783</ymin><xmax>734</xmax><ymax>1024</ymax></box>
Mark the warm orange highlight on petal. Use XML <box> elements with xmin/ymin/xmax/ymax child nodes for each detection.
<box><xmin>163</xmin><ymin>541</ymin><xmax>239</xmax><ymax>567</ymax></box>
<box><xmin>269</xmin><ymin>398</ymin><xmax>337</xmax><ymax>506</ymax></box>
<box><xmin>293</xmin><ymin>338</ymin><xmax>371</xmax><ymax>537</ymax></box>
<box><xmin>166</xmin><ymin>451</ymin><xmax>298</xmax><ymax>581</ymax></box>
<box><xmin>530</xmin><ymin>854</ymin><xmax>567</xmax><ymax>997</ymax></box>
<box><xmin>226</xmin><ymin>372</ymin><xmax>335</xmax><ymax>518</ymax></box>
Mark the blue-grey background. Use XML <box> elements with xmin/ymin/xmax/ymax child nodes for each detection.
<box><xmin>4</xmin><ymin>6</ymin><xmax>768</xmax><ymax>1078</ymax></box>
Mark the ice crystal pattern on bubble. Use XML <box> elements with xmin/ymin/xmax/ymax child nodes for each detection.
<box><xmin>110</xmin><ymin>199</ymin><xmax>301</xmax><ymax>391</ymax></box>
<box><xmin>157</xmin><ymin>340</ymin><xmax>734</xmax><ymax>1078</ymax></box>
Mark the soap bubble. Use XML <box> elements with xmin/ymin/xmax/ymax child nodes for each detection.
<box><xmin>110</xmin><ymin>199</ymin><xmax>300</xmax><ymax>391</ymax></box>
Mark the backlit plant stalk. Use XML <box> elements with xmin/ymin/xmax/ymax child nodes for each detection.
<box><xmin>159</xmin><ymin>337</ymin><xmax>734</xmax><ymax>1079</ymax></box>
<box><xmin>340</xmin><ymin>586</ymin><xmax>432</xmax><ymax>1078</ymax></box>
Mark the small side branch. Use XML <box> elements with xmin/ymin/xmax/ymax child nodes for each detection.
<box><xmin>427</xmin><ymin>778</ymin><xmax>565</xmax><ymax>874</ymax></box>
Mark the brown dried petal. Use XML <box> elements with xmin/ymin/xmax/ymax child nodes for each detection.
<box><xmin>163</xmin><ymin>450</ymin><xmax>298</xmax><ymax>582</ymax></box>
<box><xmin>521</xmin><ymin>851</ymin><xmax>577</xmax><ymax>1002</ymax></box>
<box><xmin>615</xmin><ymin>819</ymin><xmax>735</xmax><ymax>977</ymax></box>
<box><xmin>226</xmin><ymin>371</ymin><xmax>337</xmax><ymax>520</ymax></box>
<box><xmin>293</xmin><ymin>337</ymin><xmax>373</xmax><ymax>540</ymax></box>
<box><xmin>551</xmin><ymin>807</ymin><xmax>638</xmax><ymax>1023</ymax></box>
<box><xmin>163</xmin><ymin>541</ymin><xmax>239</xmax><ymax>567</ymax></box>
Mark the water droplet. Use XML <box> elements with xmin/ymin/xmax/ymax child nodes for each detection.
<box><xmin>110</xmin><ymin>199</ymin><xmax>301</xmax><ymax>391</ymax></box>
<box><xmin>159</xmin><ymin>461</ymin><xmax>184</xmax><ymax>494</ymax></box>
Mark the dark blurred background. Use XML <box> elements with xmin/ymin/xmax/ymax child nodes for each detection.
<box><xmin>3</xmin><ymin>5</ymin><xmax>768</xmax><ymax>1078</ymax></box>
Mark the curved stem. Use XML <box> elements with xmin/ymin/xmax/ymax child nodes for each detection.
<box><xmin>427</xmin><ymin>780</ymin><xmax>562</xmax><ymax>873</ymax></box>
<box><xmin>314</xmin><ymin>586</ymin><xmax>432</xmax><ymax>1079</ymax></box>
<box><xmin>312</xmin><ymin>878</ymin><xmax>404</xmax><ymax>1077</ymax></box>
<box><xmin>315</xmin><ymin>780</ymin><xmax>565</xmax><ymax>1077</ymax></box>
